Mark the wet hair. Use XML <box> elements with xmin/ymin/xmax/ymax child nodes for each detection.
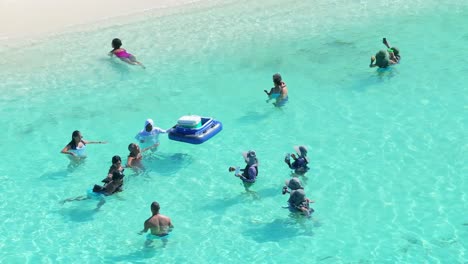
<box><xmin>68</xmin><ymin>130</ymin><xmax>81</xmax><ymax>150</ymax></box>
<box><xmin>151</xmin><ymin>202</ymin><xmax>160</xmax><ymax>213</ymax></box>
<box><xmin>128</xmin><ymin>143</ymin><xmax>137</xmax><ymax>151</ymax></box>
<box><xmin>112</xmin><ymin>155</ymin><xmax>121</xmax><ymax>164</ymax></box>
<box><xmin>273</xmin><ymin>73</ymin><xmax>282</xmax><ymax>86</ymax></box>
<box><xmin>112</xmin><ymin>38</ymin><xmax>122</xmax><ymax>48</ymax></box>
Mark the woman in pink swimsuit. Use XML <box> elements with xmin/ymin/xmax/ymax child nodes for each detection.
<box><xmin>109</xmin><ymin>38</ymin><xmax>145</xmax><ymax>68</ymax></box>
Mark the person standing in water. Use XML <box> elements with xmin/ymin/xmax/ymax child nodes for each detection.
<box><xmin>60</xmin><ymin>130</ymin><xmax>106</xmax><ymax>162</ymax></box>
<box><xmin>135</xmin><ymin>118</ymin><xmax>167</xmax><ymax>152</ymax></box>
<box><xmin>108</xmin><ymin>38</ymin><xmax>145</xmax><ymax>68</ymax></box>
<box><xmin>264</xmin><ymin>73</ymin><xmax>288</xmax><ymax>107</ymax></box>
<box><xmin>139</xmin><ymin>201</ymin><xmax>174</xmax><ymax>246</ymax></box>
<box><xmin>229</xmin><ymin>150</ymin><xmax>259</xmax><ymax>191</ymax></box>
<box><xmin>369</xmin><ymin>38</ymin><xmax>400</xmax><ymax>68</ymax></box>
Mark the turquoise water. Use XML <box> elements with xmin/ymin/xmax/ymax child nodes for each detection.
<box><xmin>1</xmin><ymin>0</ymin><xmax>467</xmax><ymax>263</ymax></box>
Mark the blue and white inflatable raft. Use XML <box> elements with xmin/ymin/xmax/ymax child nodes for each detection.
<box><xmin>168</xmin><ymin>115</ymin><xmax>222</xmax><ymax>144</ymax></box>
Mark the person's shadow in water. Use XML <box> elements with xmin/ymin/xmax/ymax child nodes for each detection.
<box><xmin>201</xmin><ymin>186</ymin><xmax>279</xmax><ymax>213</ymax></box>
<box><xmin>243</xmin><ymin>217</ymin><xmax>315</xmax><ymax>243</ymax></box>
<box><xmin>236</xmin><ymin>109</ymin><xmax>276</xmax><ymax>125</ymax></box>
<box><xmin>105</xmin><ymin>243</ymin><xmax>162</xmax><ymax>263</ymax></box>
<box><xmin>144</xmin><ymin>152</ymin><xmax>193</xmax><ymax>175</ymax></box>
<box><xmin>347</xmin><ymin>67</ymin><xmax>400</xmax><ymax>92</ymax></box>
<box><xmin>57</xmin><ymin>206</ymin><xmax>98</xmax><ymax>222</ymax></box>
<box><xmin>41</xmin><ymin>169</ymin><xmax>71</xmax><ymax>180</ymax></box>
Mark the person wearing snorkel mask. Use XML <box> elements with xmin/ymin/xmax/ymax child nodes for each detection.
<box><xmin>285</xmin><ymin>146</ymin><xmax>310</xmax><ymax>176</ymax></box>
<box><xmin>229</xmin><ymin>150</ymin><xmax>259</xmax><ymax>191</ymax></box>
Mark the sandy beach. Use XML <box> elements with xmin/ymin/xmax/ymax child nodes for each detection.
<box><xmin>0</xmin><ymin>0</ymin><xmax>203</xmax><ymax>41</ymax></box>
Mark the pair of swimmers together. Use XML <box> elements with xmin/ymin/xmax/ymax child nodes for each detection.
<box><xmin>264</xmin><ymin>73</ymin><xmax>289</xmax><ymax>107</ymax></box>
<box><xmin>369</xmin><ymin>38</ymin><xmax>401</xmax><ymax>68</ymax></box>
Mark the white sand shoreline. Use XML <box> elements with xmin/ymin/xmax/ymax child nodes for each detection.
<box><xmin>0</xmin><ymin>0</ymin><xmax>212</xmax><ymax>45</ymax></box>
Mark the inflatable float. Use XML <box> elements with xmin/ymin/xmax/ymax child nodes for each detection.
<box><xmin>168</xmin><ymin>115</ymin><xmax>222</xmax><ymax>144</ymax></box>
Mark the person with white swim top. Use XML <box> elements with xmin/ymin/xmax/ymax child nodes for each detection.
<box><xmin>60</xmin><ymin>130</ymin><xmax>107</xmax><ymax>160</ymax></box>
<box><xmin>135</xmin><ymin>119</ymin><xmax>168</xmax><ymax>152</ymax></box>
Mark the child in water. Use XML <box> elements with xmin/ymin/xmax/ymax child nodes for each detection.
<box><xmin>109</xmin><ymin>38</ymin><xmax>145</xmax><ymax>68</ymax></box>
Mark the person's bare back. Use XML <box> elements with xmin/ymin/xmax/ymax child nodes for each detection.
<box><xmin>145</xmin><ymin>213</ymin><xmax>173</xmax><ymax>236</ymax></box>
<box><xmin>140</xmin><ymin>202</ymin><xmax>174</xmax><ymax>237</ymax></box>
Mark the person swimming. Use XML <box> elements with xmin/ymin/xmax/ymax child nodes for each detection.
<box><xmin>109</xmin><ymin>38</ymin><xmax>145</xmax><ymax>68</ymax></box>
<box><xmin>61</xmin><ymin>170</ymin><xmax>125</xmax><ymax>210</ymax></box>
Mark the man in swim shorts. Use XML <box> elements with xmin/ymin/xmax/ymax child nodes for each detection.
<box><xmin>139</xmin><ymin>202</ymin><xmax>174</xmax><ymax>246</ymax></box>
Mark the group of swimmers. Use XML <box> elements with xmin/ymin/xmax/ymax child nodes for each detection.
<box><xmin>228</xmin><ymin>145</ymin><xmax>314</xmax><ymax>216</ymax></box>
<box><xmin>109</xmin><ymin>37</ymin><xmax>401</xmax><ymax>72</ymax></box>
<box><xmin>60</xmin><ymin>120</ymin><xmax>173</xmax><ymax>243</ymax></box>
<box><xmin>58</xmin><ymin>36</ymin><xmax>402</xmax><ymax>243</ymax></box>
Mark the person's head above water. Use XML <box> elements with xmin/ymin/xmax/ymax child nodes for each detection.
<box><xmin>71</xmin><ymin>130</ymin><xmax>82</xmax><ymax>141</ymax></box>
<box><xmin>273</xmin><ymin>73</ymin><xmax>282</xmax><ymax>86</ymax></box>
<box><xmin>112</xmin><ymin>155</ymin><xmax>122</xmax><ymax>165</ymax></box>
<box><xmin>112</xmin><ymin>38</ymin><xmax>122</xmax><ymax>49</ymax></box>
<box><xmin>242</xmin><ymin>150</ymin><xmax>257</xmax><ymax>165</ymax></box>
<box><xmin>145</xmin><ymin>118</ymin><xmax>154</xmax><ymax>132</ymax></box>
<box><xmin>294</xmin><ymin>146</ymin><xmax>308</xmax><ymax>158</ymax></box>
<box><xmin>285</xmin><ymin>177</ymin><xmax>304</xmax><ymax>191</ymax></box>
<box><xmin>128</xmin><ymin>143</ymin><xmax>140</xmax><ymax>152</ymax></box>
<box><xmin>151</xmin><ymin>201</ymin><xmax>160</xmax><ymax>215</ymax></box>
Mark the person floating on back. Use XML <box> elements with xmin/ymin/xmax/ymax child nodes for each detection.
<box><xmin>264</xmin><ymin>73</ymin><xmax>288</xmax><ymax>107</ymax></box>
<box><xmin>285</xmin><ymin>145</ymin><xmax>310</xmax><ymax>176</ymax></box>
<box><xmin>139</xmin><ymin>201</ymin><xmax>174</xmax><ymax>247</ymax></box>
<box><xmin>109</xmin><ymin>38</ymin><xmax>145</xmax><ymax>68</ymax></box>
<box><xmin>229</xmin><ymin>150</ymin><xmax>258</xmax><ymax>191</ymax></box>
<box><xmin>369</xmin><ymin>37</ymin><xmax>400</xmax><ymax>68</ymax></box>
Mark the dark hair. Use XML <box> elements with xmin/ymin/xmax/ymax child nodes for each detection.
<box><xmin>128</xmin><ymin>143</ymin><xmax>137</xmax><ymax>152</ymax></box>
<box><xmin>68</xmin><ymin>130</ymin><xmax>81</xmax><ymax>150</ymax></box>
<box><xmin>112</xmin><ymin>155</ymin><xmax>121</xmax><ymax>164</ymax></box>
<box><xmin>112</xmin><ymin>38</ymin><xmax>122</xmax><ymax>48</ymax></box>
<box><xmin>151</xmin><ymin>202</ymin><xmax>160</xmax><ymax>213</ymax></box>
<box><xmin>273</xmin><ymin>73</ymin><xmax>282</xmax><ymax>86</ymax></box>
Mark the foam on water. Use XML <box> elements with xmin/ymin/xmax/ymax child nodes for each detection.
<box><xmin>0</xmin><ymin>0</ymin><xmax>467</xmax><ymax>263</ymax></box>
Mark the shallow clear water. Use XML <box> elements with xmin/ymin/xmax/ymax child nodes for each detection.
<box><xmin>1</xmin><ymin>0</ymin><xmax>467</xmax><ymax>263</ymax></box>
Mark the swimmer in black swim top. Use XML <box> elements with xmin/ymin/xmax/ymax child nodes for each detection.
<box><xmin>60</xmin><ymin>171</ymin><xmax>125</xmax><ymax>210</ymax></box>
